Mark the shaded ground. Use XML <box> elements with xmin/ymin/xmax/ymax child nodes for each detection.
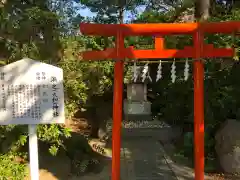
<box><xmin>162</xmin><ymin>142</ymin><xmax>240</xmax><ymax>180</ymax></box>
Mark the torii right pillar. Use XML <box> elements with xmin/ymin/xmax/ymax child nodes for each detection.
<box><xmin>193</xmin><ymin>22</ymin><xmax>239</xmax><ymax>180</ymax></box>
<box><xmin>193</xmin><ymin>26</ymin><xmax>205</xmax><ymax>180</ymax></box>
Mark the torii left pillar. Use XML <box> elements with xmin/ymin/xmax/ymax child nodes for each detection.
<box><xmin>112</xmin><ymin>31</ymin><xmax>124</xmax><ymax>180</ymax></box>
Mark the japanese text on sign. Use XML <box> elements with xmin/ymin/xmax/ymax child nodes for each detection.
<box><xmin>0</xmin><ymin>58</ymin><xmax>65</xmax><ymax>125</ymax></box>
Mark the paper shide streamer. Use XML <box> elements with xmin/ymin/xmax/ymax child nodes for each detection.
<box><xmin>141</xmin><ymin>63</ymin><xmax>152</xmax><ymax>82</ymax></box>
<box><xmin>171</xmin><ymin>60</ymin><xmax>176</xmax><ymax>83</ymax></box>
<box><xmin>156</xmin><ymin>60</ymin><xmax>162</xmax><ymax>82</ymax></box>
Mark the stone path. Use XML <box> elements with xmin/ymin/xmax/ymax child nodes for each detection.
<box><xmin>78</xmin><ymin>137</ymin><xmax>177</xmax><ymax>180</ymax></box>
<box><xmin>121</xmin><ymin>138</ymin><xmax>177</xmax><ymax>180</ymax></box>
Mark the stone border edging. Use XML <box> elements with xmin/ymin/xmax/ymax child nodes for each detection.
<box><xmin>158</xmin><ymin>142</ymin><xmax>180</xmax><ymax>180</ymax></box>
<box><xmin>159</xmin><ymin>142</ymin><xmax>212</xmax><ymax>180</ymax></box>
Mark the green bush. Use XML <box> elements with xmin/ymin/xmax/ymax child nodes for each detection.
<box><xmin>0</xmin><ymin>152</ymin><xmax>28</xmax><ymax>180</ymax></box>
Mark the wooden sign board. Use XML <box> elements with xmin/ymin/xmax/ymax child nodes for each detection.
<box><xmin>0</xmin><ymin>58</ymin><xmax>65</xmax><ymax>125</ymax></box>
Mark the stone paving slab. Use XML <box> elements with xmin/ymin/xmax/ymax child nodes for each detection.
<box><xmin>121</xmin><ymin>138</ymin><xmax>177</xmax><ymax>180</ymax></box>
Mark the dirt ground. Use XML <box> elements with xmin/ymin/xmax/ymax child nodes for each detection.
<box><xmin>26</xmin><ymin>118</ymin><xmax>110</xmax><ymax>180</ymax></box>
<box><xmin>206</xmin><ymin>173</ymin><xmax>240</xmax><ymax>180</ymax></box>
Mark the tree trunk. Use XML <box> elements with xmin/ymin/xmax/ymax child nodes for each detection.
<box><xmin>119</xmin><ymin>6</ymin><xmax>124</xmax><ymax>24</ymax></box>
<box><xmin>195</xmin><ymin>0</ymin><xmax>210</xmax><ymax>21</ymax></box>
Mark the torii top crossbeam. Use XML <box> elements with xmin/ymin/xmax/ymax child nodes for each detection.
<box><xmin>80</xmin><ymin>21</ymin><xmax>240</xmax><ymax>60</ymax></box>
<box><xmin>80</xmin><ymin>21</ymin><xmax>240</xmax><ymax>36</ymax></box>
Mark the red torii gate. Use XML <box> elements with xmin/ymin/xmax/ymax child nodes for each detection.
<box><xmin>79</xmin><ymin>21</ymin><xmax>240</xmax><ymax>180</ymax></box>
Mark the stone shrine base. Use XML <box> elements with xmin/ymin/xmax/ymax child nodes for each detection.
<box><xmin>124</xmin><ymin>114</ymin><xmax>152</xmax><ymax>121</ymax></box>
<box><xmin>107</xmin><ymin>119</ymin><xmax>181</xmax><ymax>142</ymax></box>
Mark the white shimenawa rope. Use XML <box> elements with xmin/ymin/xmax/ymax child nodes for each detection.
<box><xmin>131</xmin><ymin>59</ymin><xmax>191</xmax><ymax>83</ymax></box>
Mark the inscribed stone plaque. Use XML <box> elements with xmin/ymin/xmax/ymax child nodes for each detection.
<box><xmin>127</xmin><ymin>83</ymin><xmax>146</xmax><ymax>101</ymax></box>
<box><xmin>0</xmin><ymin>58</ymin><xmax>65</xmax><ymax>125</ymax></box>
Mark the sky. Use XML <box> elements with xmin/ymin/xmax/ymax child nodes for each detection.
<box><xmin>80</xmin><ymin>7</ymin><xmax>96</xmax><ymax>17</ymax></box>
<box><xmin>72</xmin><ymin>1</ymin><xmax>96</xmax><ymax>17</ymax></box>
<box><xmin>72</xmin><ymin>1</ymin><xmax>146</xmax><ymax>22</ymax></box>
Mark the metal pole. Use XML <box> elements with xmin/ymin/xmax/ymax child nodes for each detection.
<box><xmin>193</xmin><ymin>28</ymin><xmax>205</xmax><ymax>180</ymax></box>
<box><xmin>29</xmin><ymin>125</ymin><xmax>39</xmax><ymax>180</ymax></box>
<box><xmin>112</xmin><ymin>30</ymin><xmax>124</xmax><ymax>180</ymax></box>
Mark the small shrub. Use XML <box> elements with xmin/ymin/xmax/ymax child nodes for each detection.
<box><xmin>0</xmin><ymin>152</ymin><xmax>28</xmax><ymax>180</ymax></box>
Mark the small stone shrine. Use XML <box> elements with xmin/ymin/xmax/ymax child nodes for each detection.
<box><xmin>106</xmin><ymin>64</ymin><xmax>179</xmax><ymax>140</ymax></box>
<box><xmin>123</xmin><ymin>64</ymin><xmax>152</xmax><ymax>121</ymax></box>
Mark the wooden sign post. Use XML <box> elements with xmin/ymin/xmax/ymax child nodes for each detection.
<box><xmin>0</xmin><ymin>58</ymin><xmax>65</xmax><ymax>180</ymax></box>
